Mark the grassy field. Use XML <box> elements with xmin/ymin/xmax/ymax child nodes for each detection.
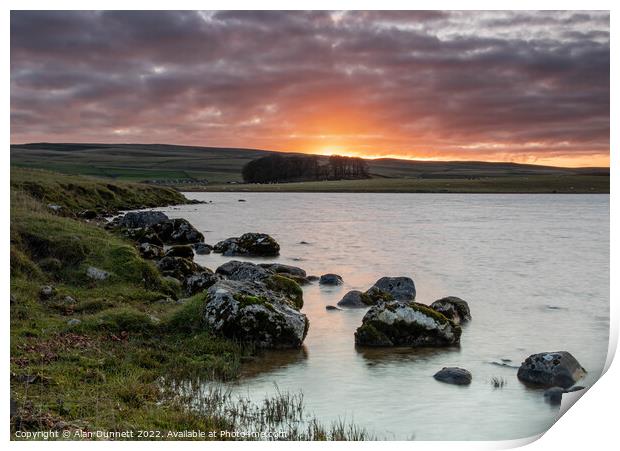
<box><xmin>10</xmin><ymin>169</ymin><xmax>370</xmax><ymax>440</ymax></box>
<box><xmin>190</xmin><ymin>175</ymin><xmax>610</xmax><ymax>194</ymax></box>
<box><xmin>11</xmin><ymin>143</ymin><xmax>609</xmax><ymax>192</ymax></box>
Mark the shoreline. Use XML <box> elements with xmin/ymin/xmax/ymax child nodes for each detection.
<box><xmin>179</xmin><ymin>175</ymin><xmax>610</xmax><ymax>194</ymax></box>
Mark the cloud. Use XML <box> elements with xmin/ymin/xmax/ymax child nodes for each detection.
<box><xmin>10</xmin><ymin>10</ymin><xmax>610</xmax><ymax>166</ymax></box>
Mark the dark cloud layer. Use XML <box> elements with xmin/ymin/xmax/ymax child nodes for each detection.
<box><xmin>10</xmin><ymin>10</ymin><xmax>610</xmax><ymax>166</ymax></box>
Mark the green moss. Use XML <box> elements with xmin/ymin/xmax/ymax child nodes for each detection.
<box><xmin>165</xmin><ymin>293</ymin><xmax>208</xmax><ymax>333</ymax></box>
<box><xmin>359</xmin><ymin>289</ymin><xmax>394</xmax><ymax>306</ymax></box>
<box><xmin>233</xmin><ymin>293</ymin><xmax>276</xmax><ymax>312</ymax></box>
<box><xmin>265</xmin><ymin>275</ymin><xmax>304</xmax><ymax>309</ymax></box>
<box><xmin>354</xmin><ymin>323</ymin><xmax>392</xmax><ymax>346</ymax></box>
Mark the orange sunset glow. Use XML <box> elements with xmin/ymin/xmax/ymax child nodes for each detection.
<box><xmin>10</xmin><ymin>11</ymin><xmax>610</xmax><ymax>167</ymax></box>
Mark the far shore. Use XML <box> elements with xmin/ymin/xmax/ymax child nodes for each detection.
<box><xmin>180</xmin><ymin>175</ymin><xmax>610</xmax><ymax>194</ymax></box>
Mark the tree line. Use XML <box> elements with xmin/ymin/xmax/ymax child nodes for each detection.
<box><xmin>242</xmin><ymin>154</ymin><xmax>369</xmax><ymax>183</ymax></box>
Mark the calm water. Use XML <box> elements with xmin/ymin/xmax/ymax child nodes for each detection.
<box><xmin>160</xmin><ymin>193</ymin><xmax>609</xmax><ymax>440</ymax></box>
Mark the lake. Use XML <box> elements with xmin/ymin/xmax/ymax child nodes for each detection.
<box><xmin>159</xmin><ymin>193</ymin><xmax>609</xmax><ymax>440</ymax></box>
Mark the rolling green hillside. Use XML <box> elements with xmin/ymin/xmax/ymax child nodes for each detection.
<box><xmin>11</xmin><ymin>142</ymin><xmax>609</xmax><ymax>192</ymax></box>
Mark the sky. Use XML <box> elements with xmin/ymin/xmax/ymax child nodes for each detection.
<box><xmin>10</xmin><ymin>11</ymin><xmax>610</xmax><ymax>167</ymax></box>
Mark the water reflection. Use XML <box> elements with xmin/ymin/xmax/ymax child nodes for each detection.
<box><xmin>355</xmin><ymin>345</ymin><xmax>461</xmax><ymax>366</ymax></box>
<box><xmin>240</xmin><ymin>347</ymin><xmax>308</xmax><ymax>379</ymax></box>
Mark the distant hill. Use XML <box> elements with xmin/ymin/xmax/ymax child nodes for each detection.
<box><xmin>10</xmin><ymin>142</ymin><xmax>609</xmax><ymax>184</ymax></box>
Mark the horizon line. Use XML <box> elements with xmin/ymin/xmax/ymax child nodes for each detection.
<box><xmin>10</xmin><ymin>140</ymin><xmax>610</xmax><ymax>171</ymax></box>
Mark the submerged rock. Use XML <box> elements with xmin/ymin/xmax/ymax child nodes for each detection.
<box><xmin>326</xmin><ymin>305</ymin><xmax>341</xmax><ymax>311</ymax></box>
<box><xmin>433</xmin><ymin>367</ymin><xmax>472</xmax><ymax>385</ymax></box>
<box><xmin>139</xmin><ymin>242</ymin><xmax>164</xmax><ymax>259</ymax></box>
<box><xmin>337</xmin><ymin>290</ymin><xmax>367</xmax><ymax>308</ymax></box>
<box><xmin>213</xmin><ymin>233</ymin><xmax>280</xmax><ymax>257</ymax></box>
<box><xmin>319</xmin><ymin>273</ymin><xmax>343</xmax><ymax>285</ymax></box>
<box><xmin>355</xmin><ymin>301</ymin><xmax>461</xmax><ymax>347</ymax></box>
<box><xmin>543</xmin><ymin>387</ymin><xmax>565</xmax><ymax>405</ymax></box>
<box><xmin>517</xmin><ymin>351</ymin><xmax>586</xmax><ymax>388</ymax></box>
<box><xmin>203</xmin><ymin>278</ymin><xmax>308</xmax><ymax>348</ymax></box>
<box><xmin>430</xmin><ymin>296</ymin><xmax>471</xmax><ymax>324</ymax></box>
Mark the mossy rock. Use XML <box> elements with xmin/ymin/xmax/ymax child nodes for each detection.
<box><xmin>265</xmin><ymin>274</ymin><xmax>303</xmax><ymax>309</ymax></box>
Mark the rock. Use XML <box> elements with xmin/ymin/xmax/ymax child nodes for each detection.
<box><xmin>259</xmin><ymin>263</ymin><xmax>310</xmax><ymax>284</ymax></box>
<box><xmin>433</xmin><ymin>367</ymin><xmax>472</xmax><ymax>385</ymax></box>
<box><xmin>355</xmin><ymin>301</ymin><xmax>461</xmax><ymax>347</ymax></box>
<box><xmin>165</xmin><ymin>245</ymin><xmax>195</xmax><ymax>259</ymax></box>
<box><xmin>156</xmin><ymin>257</ymin><xmax>206</xmax><ymax>280</ymax></box>
<box><xmin>193</xmin><ymin>243</ymin><xmax>213</xmax><ymax>255</ymax></box>
<box><xmin>184</xmin><ymin>271</ymin><xmax>218</xmax><ymax>295</ymax></box>
<box><xmin>565</xmin><ymin>385</ymin><xmax>586</xmax><ymax>393</ymax></box>
<box><xmin>299</xmin><ymin>241</ymin><xmax>311</xmax><ymax>245</ymax></box>
<box><xmin>124</xmin><ymin>227</ymin><xmax>164</xmax><ymax>246</ymax></box>
<box><xmin>118</xmin><ymin>211</ymin><xmax>169</xmax><ymax>228</ymax></box>
<box><xmin>325</xmin><ymin>305</ymin><xmax>341</xmax><ymax>311</ymax></box>
<box><xmin>139</xmin><ymin>242</ymin><xmax>164</xmax><ymax>259</ymax></box>
<box><xmin>86</xmin><ymin>266</ymin><xmax>110</xmax><ymax>281</ymax></box>
<box><xmin>63</xmin><ymin>295</ymin><xmax>77</xmax><ymax>305</ymax></box>
<box><xmin>39</xmin><ymin>285</ymin><xmax>56</xmax><ymax>300</ymax></box>
<box><xmin>47</xmin><ymin>204</ymin><xmax>63</xmax><ymax>212</ymax></box>
<box><xmin>430</xmin><ymin>296</ymin><xmax>471</xmax><ymax>324</ymax></box>
<box><xmin>259</xmin><ymin>263</ymin><xmax>307</xmax><ymax>278</ymax></box>
<box><xmin>368</xmin><ymin>276</ymin><xmax>416</xmax><ymax>301</ymax></box>
<box><xmin>216</xmin><ymin>260</ymin><xmax>272</xmax><ymax>281</ymax></box>
<box><xmin>152</xmin><ymin>218</ymin><xmax>204</xmax><ymax>244</ymax></box>
<box><xmin>543</xmin><ymin>387</ymin><xmax>565</xmax><ymax>405</ymax></box>
<box><xmin>517</xmin><ymin>351</ymin><xmax>586</xmax><ymax>388</ymax></box>
<box><xmin>307</xmin><ymin>275</ymin><xmax>319</xmax><ymax>282</ymax></box>
<box><xmin>203</xmin><ymin>278</ymin><xmax>308</xmax><ymax>348</ymax></box>
<box><xmin>337</xmin><ymin>290</ymin><xmax>367</xmax><ymax>308</ymax></box>
<box><xmin>79</xmin><ymin>209</ymin><xmax>98</xmax><ymax>220</ymax></box>
<box><xmin>213</xmin><ymin>233</ymin><xmax>280</xmax><ymax>257</ymax></box>
<box><xmin>319</xmin><ymin>273</ymin><xmax>343</xmax><ymax>285</ymax></box>
<box><xmin>67</xmin><ymin>319</ymin><xmax>82</xmax><ymax>327</ymax></box>
<box><xmin>238</xmin><ymin>199</ymin><xmax>246</xmax><ymax>202</ymax></box>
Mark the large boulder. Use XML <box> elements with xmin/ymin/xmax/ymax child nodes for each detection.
<box><xmin>152</xmin><ymin>218</ymin><xmax>204</xmax><ymax>244</ymax></box>
<box><xmin>366</xmin><ymin>277</ymin><xmax>416</xmax><ymax>302</ymax></box>
<box><xmin>430</xmin><ymin>297</ymin><xmax>471</xmax><ymax>324</ymax></box>
<box><xmin>156</xmin><ymin>257</ymin><xmax>206</xmax><ymax>280</ymax></box>
<box><xmin>213</xmin><ymin>233</ymin><xmax>280</xmax><ymax>257</ymax></box>
<box><xmin>203</xmin><ymin>278</ymin><xmax>308</xmax><ymax>348</ymax></box>
<box><xmin>517</xmin><ymin>351</ymin><xmax>586</xmax><ymax>388</ymax></box>
<box><xmin>433</xmin><ymin>367</ymin><xmax>472</xmax><ymax>385</ymax></box>
<box><xmin>118</xmin><ymin>211</ymin><xmax>169</xmax><ymax>228</ymax></box>
<box><xmin>337</xmin><ymin>290</ymin><xmax>367</xmax><ymax>308</ymax></box>
<box><xmin>216</xmin><ymin>260</ymin><xmax>272</xmax><ymax>281</ymax></box>
<box><xmin>355</xmin><ymin>301</ymin><xmax>461</xmax><ymax>347</ymax></box>
<box><xmin>184</xmin><ymin>271</ymin><xmax>218</xmax><ymax>295</ymax></box>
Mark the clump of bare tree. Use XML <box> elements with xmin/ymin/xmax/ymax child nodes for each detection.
<box><xmin>242</xmin><ymin>154</ymin><xmax>369</xmax><ymax>183</ymax></box>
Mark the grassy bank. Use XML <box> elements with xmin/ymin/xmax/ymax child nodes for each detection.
<box><xmin>186</xmin><ymin>174</ymin><xmax>610</xmax><ymax>194</ymax></box>
<box><xmin>10</xmin><ymin>170</ymin><xmax>369</xmax><ymax>440</ymax></box>
<box><xmin>11</xmin><ymin>168</ymin><xmax>188</xmax><ymax>214</ymax></box>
